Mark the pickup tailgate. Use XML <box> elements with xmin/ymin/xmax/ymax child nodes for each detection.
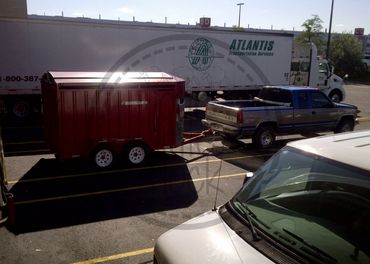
<box><xmin>206</xmin><ymin>101</ymin><xmax>240</xmax><ymax>125</ymax></box>
<box><xmin>203</xmin><ymin>101</ymin><xmax>243</xmax><ymax>136</ymax></box>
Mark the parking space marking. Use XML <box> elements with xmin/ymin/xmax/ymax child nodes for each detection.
<box><xmin>14</xmin><ymin>172</ymin><xmax>245</xmax><ymax>205</ymax></box>
<box><xmin>7</xmin><ymin>154</ymin><xmax>271</xmax><ymax>185</ymax></box>
<box><xmin>357</xmin><ymin>116</ymin><xmax>370</xmax><ymax>122</ymax></box>
<box><xmin>72</xmin><ymin>247</ymin><xmax>154</xmax><ymax>264</ymax></box>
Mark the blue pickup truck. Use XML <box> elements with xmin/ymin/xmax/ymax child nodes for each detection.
<box><xmin>202</xmin><ymin>86</ymin><xmax>359</xmax><ymax>148</ymax></box>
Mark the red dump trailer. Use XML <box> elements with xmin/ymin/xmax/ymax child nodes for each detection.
<box><xmin>41</xmin><ymin>71</ymin><xmax>187</xmax><ymax>168</ymax></box>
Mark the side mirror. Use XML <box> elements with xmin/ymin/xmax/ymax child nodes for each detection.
<box><xmin>243</xmin><ymin>172</ymin><xmax>254</xmax><ymax>185</ymax></box>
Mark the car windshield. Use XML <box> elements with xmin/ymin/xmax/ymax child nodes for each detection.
<box><xmin>233</xmin><ymin>147</ymin><xmax>370</xmax><ymax>264</ymax></box>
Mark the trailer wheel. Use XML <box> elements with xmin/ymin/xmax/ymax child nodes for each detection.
<box><xmin>125</xmin><ymin>142</ymin><xmax>148</xmax><ymax>166</ymax></box>
<box><xmin>252</xmin><ymin>126</ymin><xmax>276</xmax><ymax>149</ymax></box>
<box><xmin>93</xmin><ymin>147</ymin><xmax>115</xmax><ymax>168</ymax></box>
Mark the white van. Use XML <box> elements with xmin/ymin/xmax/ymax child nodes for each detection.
<box><xmin>154</xmin><ymin>130</ymin><xmax>370</xmax><ymax>264</ymax></box>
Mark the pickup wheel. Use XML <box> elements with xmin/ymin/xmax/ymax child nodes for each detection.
<box><xmin>334</xmin><ymin>118</ymin><xmax>354</xmax><ymax>134</ymax></box>
<box><xmin>253</xmin><ymin>126</ymin><xmax>276</xmax><ymax>149</ymax></box>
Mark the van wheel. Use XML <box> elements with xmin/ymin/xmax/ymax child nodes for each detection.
<box><xmin>334</xmin><ymin>119</ymin><xmax>354</xmax><ymax>133</ymax></box>
<box><xmin>253</xmin><ymin>126</ymin><xmax>276</xmax><ymax>149</ymax></box>
<box><xmin>125</xmin><ymin>142</ymin><xmax>148</xmax><ymax>166</ymax></box>
<box><xmin>93</xmin><ymin>146</ymin><xmax>115</xmax><ymax>168</ymax></box>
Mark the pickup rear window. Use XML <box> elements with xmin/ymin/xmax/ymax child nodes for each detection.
<box><xmin>258</xmin><ymin>88</ymin><xmax>292</xmax><ymax>104</ymax></box>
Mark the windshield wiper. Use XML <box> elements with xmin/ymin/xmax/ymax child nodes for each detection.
<box><xmin>234</xmin><ymin>199</ymin><xmax>261</xmax><ymax>241</ymax></box>
<box><xmin>282</xmin><ymin>228</ymin><xmax>337</xmax><ymax>263</ymax></box>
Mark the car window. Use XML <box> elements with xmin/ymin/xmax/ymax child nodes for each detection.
<box><xmin>258</xmin><ymin>88</ymin><xmax>292</xmax><ymax>104</ymax></box>
<box><xmin>311</xmin><ymin>91</ymin><xmax>333</xmax><ymax>108</ymax></box>
<box><xmin>319</xmin><ymin>62</ymin><xmax>328</xmax><ymax>74</ymax></box>
<box><xmin>297</xmin><ymin>91</ymin><xmax>310</xmax><ymax>109</ymax></box>
<box><xmin>235</xmin><ymin>147</ymin><xmax>370</xmax><ymax>264</ymax></box>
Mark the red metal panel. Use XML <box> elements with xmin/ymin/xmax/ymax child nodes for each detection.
<box><xmin>155</xmin><ymin>88</ymin><xmax>176</xmax><ymax>148</ymax></box>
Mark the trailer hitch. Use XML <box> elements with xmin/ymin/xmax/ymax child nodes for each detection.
<box><xmin>182</xmin><ymin>129</ymin><xmax>214</xmax><ymax>145</ymax></box>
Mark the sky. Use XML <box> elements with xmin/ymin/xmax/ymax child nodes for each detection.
<box><xmin>27</xmin><ymin>0</ymin><xmax>370</xmax><ymax>34</ymax></box>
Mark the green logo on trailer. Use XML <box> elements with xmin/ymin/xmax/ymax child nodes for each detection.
<box><xmin>188</xmin><ymin>38</ymin><xmax>214</xmax><ymax>71</ymax></box>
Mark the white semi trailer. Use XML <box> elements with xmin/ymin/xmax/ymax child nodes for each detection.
<box><xmin>0</xmin><ymin>15</ymin><xmax>345</xmax><ymax>119</ymax></box>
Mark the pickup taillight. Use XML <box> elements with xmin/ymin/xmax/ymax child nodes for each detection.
<box><xmin>237</xmin><ymin>111</ymin><xmax>243</xmax><ymax>124</ymax></box>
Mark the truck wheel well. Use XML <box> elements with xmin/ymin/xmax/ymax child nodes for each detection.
<box><xmin>339</xmin><ymin>115</ymin><xmax>355</xmax><ymax>124</ymax></box>
<box><xmin>329</xmin><ymin>89</ymin><xmax>343</xmax><ymax>102</ymax></box>
<box><xmin>334</xmin><ymin>116</ymin><xmax>355</xmax><ymax>133</ymax></box>
<box><xmin>256</xmin><ymin>122</ymin><xmax>277</xmax><ymax>131</ymax></box>
<box><xmin>253</xmin><ymin>124</ymin><xmax>277</xmax><ymax>149</ymax></box>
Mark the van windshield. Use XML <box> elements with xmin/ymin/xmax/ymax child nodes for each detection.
<box><xmin>233</xmin><ymin>147</ymin><xmax>370</xmax><ymax>264</ymax></box>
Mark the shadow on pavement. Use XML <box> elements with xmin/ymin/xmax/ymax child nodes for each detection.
<box><xmin>7</xmin><ymin>151</ymin><xmax>197</xmax><ymax>234</ymax></box>
<box><xmin>205</xmin><ymin>136</ymin><xmax>305</xmax><ymax>172</ymax></box>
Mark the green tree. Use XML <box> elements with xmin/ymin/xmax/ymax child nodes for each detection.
<box><xmin>329</xmin><ymin>33</ymin><xmax>364</xmax><ymax>77</ymax></box>
<box><xmin>232</xmin><ymin>25</ymin><xmax>245</xmax><ymax>32</ymax></box>
<box><xmin>296</xmin><ymin>15</ymin><xmax>325</xmax><ymax>54</ymax></box>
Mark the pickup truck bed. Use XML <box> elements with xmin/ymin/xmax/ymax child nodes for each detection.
<box><xmin>203</xmin><ymin>86</ymin><xmax>358</xmax><ymax>148</ymax></box>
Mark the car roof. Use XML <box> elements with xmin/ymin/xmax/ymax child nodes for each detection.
<box><xmin>288</xmin><ymin>130</ymin><xmax>370</xmax><ymax>171</ymax></box>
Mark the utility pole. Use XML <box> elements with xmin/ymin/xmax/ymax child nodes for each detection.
<box><xmin>237</xmin><ymin>3</ymin><xmax>244</xmax><ymax>28</ymax></box>
<box><xmin>326</xmin><ymin>0</ymin><xmax>334</xmax><ymax>59</ymax></box>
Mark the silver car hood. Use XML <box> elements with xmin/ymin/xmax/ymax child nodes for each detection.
<box><xmin>154</xmin><ymin>210</ymin><xmax>273</xmax><ymax>264</ymax></box>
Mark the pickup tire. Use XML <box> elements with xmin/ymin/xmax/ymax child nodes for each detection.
<box><xmin>334</xmin><ymin>118</ymin><xmax>354</xmax><ymax>134</ymax></box>
<box><xmin>252</xmin><ymin>126</ymin><xmax>276</xmax><ymax>149</ymax></box>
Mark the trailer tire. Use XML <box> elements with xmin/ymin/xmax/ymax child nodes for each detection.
<box><xmin>252</xmin><ymin>126</ymin><xmax>276</xmax><ymax>149</ymax></box>
<box><xmin>92</xmin><ymin>146</ymin><xmax>115</xmax><ymax>169</ymax></box>
<box><xmin>124</xmin><ymin>142</ymin><xmax>149</xmax><ymax>166</ymax></box>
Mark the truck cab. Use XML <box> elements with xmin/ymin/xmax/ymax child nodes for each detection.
<box><xmin>290</xmin><ymin>43</ymin><xmax>346</xmax><ymax>102</ymax></box>
<box><xmin>317</xmin><ymin>59</ymin><xmax>345</xmax><ymax>102</ymax></box>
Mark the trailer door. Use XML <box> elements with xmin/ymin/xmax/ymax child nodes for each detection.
<box><xmin>155</xmin><ymin>89</ymin><xmax>176</xmax><ymax>148</ymax></box>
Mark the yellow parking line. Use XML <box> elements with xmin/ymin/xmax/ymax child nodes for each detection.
<box><xmin>357</xmin><ymin>116</ymin><xmax>370</xmax><ymax>122</ymax></box>
<box><xmin>8</xmin><ymin>154</ymin><xmax>269</xmax><ymax>185</ymax></box>
<box><xmin>14</xmin><ymin>172</ymin><xmax>245</xmax><ymax>205</ymax></box>
<box><xmin>72</xmin><ymin>247</ymin><xmax>154</xmax><ymax>264</ymax></box>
